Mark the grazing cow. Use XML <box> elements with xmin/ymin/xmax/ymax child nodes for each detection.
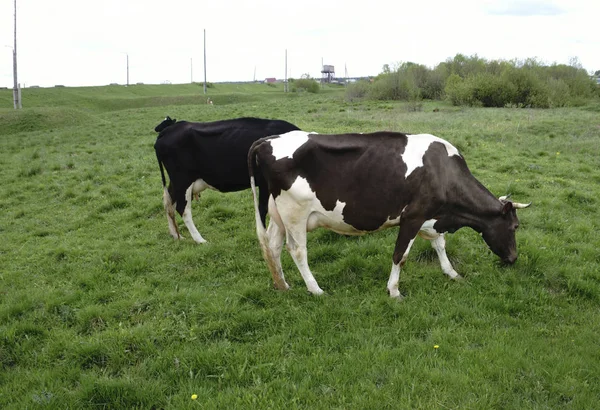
<box><xmin>154</xmin><ymin>116</ymin><xmax>177</xmax><ymax>132</ymax></box>
<box><xmin>154</xmin><ymin>117</ymin><xmax>300</xmax><ymax>243</ymax></box>
<box><xmin>248</xmin><ymin>131</ymin><xmax>530</xmax><ymax>298</ymax></box>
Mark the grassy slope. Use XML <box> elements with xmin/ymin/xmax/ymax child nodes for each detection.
<box><xmin>0</xmin><ymin>84</ymin><xmax>599</xmax><ymax>409</ymax></box>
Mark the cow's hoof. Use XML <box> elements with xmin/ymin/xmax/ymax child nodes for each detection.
<box><xmin>273</xmin><ymin>282</ymin><xmax>290</xmax><ymax>291</ymax></box>
<box><xmin>388</xmin><ymin>288</ymin><xmax>404</xmax><ymax>300</ymax></box>
<box><xmin>451</xmin><ymin>274</ymin><xmax>463</xmax><ymax>281</ymax></box>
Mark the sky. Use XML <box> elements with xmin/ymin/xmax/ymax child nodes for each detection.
<box><xmin>0</xmin><ymin>0</ymin><xmax>598</xmax><ymax>88</ymax></box>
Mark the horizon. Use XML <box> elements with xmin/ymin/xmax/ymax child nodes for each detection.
<box><xmin>1</xmin><ymin>0</ymin><xmax>599</xmax><ymax>88</ymax></box>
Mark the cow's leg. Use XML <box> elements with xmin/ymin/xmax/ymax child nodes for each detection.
<box><xmin>417</xmin><ymin>220</ymin><xmax>461</xmax><ymax>280</ymax></box>
<box><xmin>285</xmin><ymin>223</ymin><xmax>323</xmax><ymax>295</ymax></box>
<box><xmin>256</xmin><ymin>195</ymin><xmax>289</xmax><ymax>290</ymax></box>
<box><xmin>387</xmin><ymin>238</ymin><xmax>415</xmax><ymax>299</ymax></box>
<box><xmin>259</xmin><ymin>195</ymin><xmax>290</xmax><ymax>290</ymax></box>
<box><xmin>387</xmin><ymin>219</ymin><xmax>425</xmax><ymax>299</ymax></box>
<box><xmin>275</xmin><ymin>196</ymin><xmax>323</xmax><ymax>295</ymax></box>
<box><xmin>181</xmin><ymin>184</ymin><xmax>207</xmax><ymax>243</ymax></box>
<box><xmin>266</xmin><ymin>217</ymin><xmax>289</xmax><ymax>290</ymax></box>
<box><xmin>164</xmin><ymin>187</ymin><xmax>182</xmax><ymax>239</ymax></box>
<box><xmin>429</xmin><ymin>234</ymin><xmax>461</xmax><ymax>280</ymax></box>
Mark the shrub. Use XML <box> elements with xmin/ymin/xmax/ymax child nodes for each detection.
<box><xmin>291</xmin><ymin>78</ymin><xmax>320</xmax><ymax>93</ymax></box>
<box><xmin>445</xmin><ymin>74</ymin><xmax>473</xmax><ymax>106</ymax></box>
<box><xmin>422</xmin><ymin>63</ymin><xmax>449</xmax><ymax>100</ymax></box>
<box><xmin>468</xmin><ymin>73</ymin><xmax>517</xmax><ymax>107</ymax></box>
<box><xmin>368</xmin><ymin>64</ymin><xmax>422</xmax><ymax>101</ymax></box>
<box><xmin>362</xmin><ymin>54</ymin><xmax>596</xmax><ymax>107</ymax></box>
<box><xmin>546</xmin><ymin>78</ymin><xmax>571</xmax><ymax>107</ymax></box>
<box><xmin>345</xmin><ymin>80</ymin><xmax>370</xmax><ymax>101</ymax></box>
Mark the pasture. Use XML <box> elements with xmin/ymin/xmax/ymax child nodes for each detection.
<box><xmin>1</xmin><ymin>83</ymin><xmax>599</xmax><ymax>408</ymax></box>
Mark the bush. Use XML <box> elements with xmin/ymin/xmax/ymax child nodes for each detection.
<box><xmin>291</xmin><ymin>78</ymin><xmax>319</xmax><ymax>93</ymax></box>
<box><xmin>368</xmin><ymin>64</ymin><xmax>422</xmax><ymax>101</ymax></box>
<box><xmin>345</xmin><ymin>80</ymin><xmax>370</xmax><ymax>101</ymax></box>
<box><xmin>472</xmin><ymin>73</ymin><xmax>518</xmax><ymax>107</ymax></box>
<box><xmin>422</xmin><ymin>63</ymin><xmax>449</xmax><ymax>100</ymax></box>
<box><xmin>360</xmin><ymin>54</ymin><xmax>597</xmax><ymax>108</ymax></box>
<box><xmin>445</xmin><ymin>74</ymin><xmax>473</xmax><ymax>106</ymax></box>
<box><xmin>546</xmin><ymin>78</ymin><xmax>571</xmax><ymax>108</ymax></box>
<box><xmin>501</xmin><ymin>68</ymin><xmax>541</xmax><ymax>106</ymax></box>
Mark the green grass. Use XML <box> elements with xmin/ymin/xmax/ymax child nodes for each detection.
<box><xmin>1</xmin><ymin>84</ymin><xmax>599</xmax><ymax>408</ymax></box>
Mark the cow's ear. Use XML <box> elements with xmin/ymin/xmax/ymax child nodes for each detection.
<box><xmin>501</xmin><ymin>201</ymin><xmax>513</xmax><ymax>215</ymax></box>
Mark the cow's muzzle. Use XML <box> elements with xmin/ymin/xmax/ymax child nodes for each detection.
<box><xmin>503</xmin><ymin>254</ymin><xmax>517</xmax><ymax>265</ymax></box>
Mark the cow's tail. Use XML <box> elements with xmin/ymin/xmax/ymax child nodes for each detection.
<box><xmin>156</xmin><ymin>146</ymin><xmax>181</xmax><ymax>238</ymax></box>
<box><xmin>248</xmin><ymin>140</ymin><xmax>269</xmax><ymax>250</ymax></box>
<box><xmin>155</xmin><ymin>149</ymin><xmax>167</xmax><ymax>188</ymax></box>
<box><xmin>250</xmin><ymin>137</ymin><xmax>289</xmax><ymax>288</ymax></box>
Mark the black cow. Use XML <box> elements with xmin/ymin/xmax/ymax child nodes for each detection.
<box><xmin>248</xmin><ymin>130</ymin><xmax>530</xmax><ymax>298</ymax></box>
<box><xmin>154</xmin><ymin>117</ymin><xmax>300</xmax><ymax>243</ymax></box>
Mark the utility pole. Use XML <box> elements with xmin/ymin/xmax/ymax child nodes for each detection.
<box><xmin>203</xmin><ymin>29</ymin><xmax>207</xmax><ymax>94</ymax></box>
<box><xmin>345</xmin><ymin>63</ymin><xmax>348</xmax><ymax>86</ymax></box>
<box><xmin>190</xmin><ymin>58</ymin><xmax>193</xmax><ymax>83</ymax></box>
<box><xmin>284</xmin><ymin>49</ymin><xmax>288</xmax><ymax>92</ymax></box>
<box><xmin>13</xmin><ymin>0</ymin><xmax>21</xmax><ymax>109</ymax></box>
<box><xmin>126</xmin><ymin>53</ymin><xmax>129</xmax><ymax>86</ymax></box>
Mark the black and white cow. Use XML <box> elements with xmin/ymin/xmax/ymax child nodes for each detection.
<box><xmin>154</xmin><ymin>117</ymin><xmax>300</xmax><ymax>243</ymax></box>
<box><xmin>248</xmin><ymin>130</ymin><xmax>530</xmax><ymax>298</ymax></box>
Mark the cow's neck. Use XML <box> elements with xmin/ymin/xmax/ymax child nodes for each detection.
<box><xmin>440</xmin><ymin>175</ymin><xmax>503</xmax><ymax>233</ymax></box>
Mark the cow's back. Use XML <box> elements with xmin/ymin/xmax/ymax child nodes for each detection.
<box><xmin>155</xmin><ymin>117</ymin><xmax>299</xmax><ymax>192</ymax></box>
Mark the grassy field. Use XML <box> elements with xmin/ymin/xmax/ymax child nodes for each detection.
<box><xmin>1</xmin><ymin>83</ymin><xmax>599</xmax><ymax>409</ymax></box>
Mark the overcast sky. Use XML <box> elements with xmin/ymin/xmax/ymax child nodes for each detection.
<box><xmin>0</xmin><ymin>0</ymin><xmax>598</xmax><ymax>88</ymax></box>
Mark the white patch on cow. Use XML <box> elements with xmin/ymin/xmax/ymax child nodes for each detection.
<box><xmin>382</xmin><ymin>215</ymin><xmax>401</xmax><ymax>228</ymax></box>
<box><xmin>183</xmin><ymin>184</ymin><xmax>207</xmax><ymax>243</ymax></box>
<box><xmin>275</xmin><ymin>176</ymin><xmax>361</xmax><ymax>236</ymax></box>
<box><xmin>191</xmin><ymin>179</ymin><xmax>219</xmax><ymax>194</ymax></box>
<box><xmin>279</xmin><ymin>177</ymin><xmax>407</xmax><ymax>235</ymax></box>
<box><xmin>269</xmin><ymin>130</ymin><xmax>316</xmax><ymax>160</ymax></box>
<box><xmin>418</xmin><ymin>219</ymin><xmax>440</xmax><ymax>239</ymax></box>
<box><xmin>403</xmin><ymin>134</ymin><xmax>461</xmax><ymax>178</ymax></box>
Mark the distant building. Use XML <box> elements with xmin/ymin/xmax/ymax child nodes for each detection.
<box><xmin>264</xmin><ymin>78</ymin><xmax>277</xmax><ymax>83</ymax></box>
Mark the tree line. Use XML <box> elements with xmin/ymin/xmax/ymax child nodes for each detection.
<box><xmin>346</xmin><ymin>54</ymin><xmax>599</xmax><ymax>108</ymax></box>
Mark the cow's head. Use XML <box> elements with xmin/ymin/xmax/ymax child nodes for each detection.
<box><xmin>154</xmin><ymin>116</ymin><xmax>177</xmax><ymax>133</ymax></box>
<box><xmin>481</xmin><ymin>197</ymin><xmax>530</xmax><ymax>264</ymax></box>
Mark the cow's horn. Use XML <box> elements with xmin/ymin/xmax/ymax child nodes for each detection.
<box><xmin>512</xmin><ymin>202</ymin><xmax>531</xmax><ymax>209</ymax></box>
<box><xmin>499</xmin><ymin>195</ymin><xmax>530</xmax><ymax>209</ymax></box>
